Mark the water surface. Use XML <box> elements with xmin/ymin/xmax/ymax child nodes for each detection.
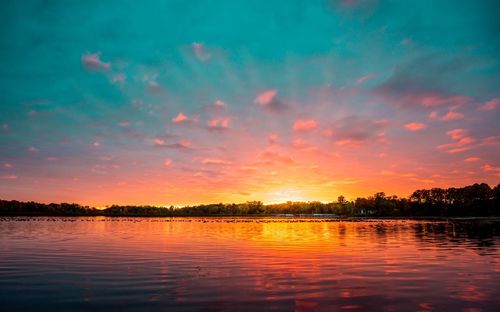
<box><xmin>1</xmin><ymin>217</ymin><xmax>499</xmax><ymax>311</ymax></box>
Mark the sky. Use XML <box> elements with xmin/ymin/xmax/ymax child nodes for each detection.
<box><xmin>0</xmin><ymin>0</ymin><xmax>499</xmax><ymax>206</ymax></box>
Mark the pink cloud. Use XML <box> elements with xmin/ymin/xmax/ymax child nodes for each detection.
<box><xmin>0</xmin><ymin>175</ymin><xmax>17</xmax><ymax>180</ymax></box>
<box><xmin>112</xmin><ymin>73</ymin><xmax>126</xmax><ymax>84</ymax></box>
<box><xmin>178</xmin><ymin>140</ymin><xmax>192</xmax><ymax>149</ymax></box>
<box><xmin>164</xmin><ymin>159</ymin><xmax>172</xmax><ymax>167</ymax></box>
<box><xmin>154</xmin><ymin>138</ymin><xmax>166</xmax><ymax>146</ymax></box>
<box><xmin>293</xmin><ymin>119</ymin><xmax>317</xmax><ymax>132</ymax></box>
<box><xmin>464</xmin><ymin>157</ymin><xmax>480</xmax><ymax>162</ymax></box>
<box><xmin>479</xmin><ymin>98</ymin><xmax>500</xmax><ymax>111</ymax></box>
<box><xmin>404</xmin><ymin>122</ymin><xmax>426</xmax><ymax>131</ymax></box>
<box><xmin>441</xmin><ymin>111</ymin><xmax>464</xmax><ymax>121</ymax></box>
<box><xmin>207</xmin><ymin>117</ymin><xmax>230</xmax><ymax>130</ymax></box>
<box><xmin>92</xmin><ymin>141</ymin><xmax>101</xmax><ymax>148</ymax></box>
<box><xmin>437</xmin><ymin>129</ymin><xmax>476</xmax><ymax>153</ymax></box>
<box><xmin>429</xmin><ymin>111</ymin><xmax>438</xmax><ymax>119</ymax></box>
<box><xmin>255</xmin><ymin>89</ymin><xmax>277</xmax><ymax>106</ymax></box>
<box><xmin>153</xmin><ymin>138</ymin><xmax>190</xmax><ymax>150</ymax></box>
<box><xmin>356</xmin><ymin>74</ymin><xmax>375</xmax><ymax>85</ymax></box>
<box><xmin>172</xmin><ymin>113</ymin><xmax>196</xmax><ymax>124</ymax></box>
<box><xmin>81</xmin><ymin>52</ymin><xmax>110</xmax><ymax>71</ymax></box>
<box><xmin>213</xmin><ymin>100</ymin><xmax>226</xmax><ymax>109</ymax></box>
<box><xmin>4</xmin><ymin>163</ymin><xmax>13</xmax><ymax>168</ymax></box>
<box><xmin>481</xmin><ymin>164</ymin><xmax>500</xmax><ymax>172</ymax></box>
<box><xmin>254</xmin><ymin>89</ymin><xmax>288</xmax><ymax>112</ymax></box>
<box><xmin>172</xmin><ymin>113</ymin><xmax>189</xmax><ymax>123</ymax></box>
<box><xmin>376</xmin><ymin>84</ymin><xmax>473</xmax><ymax>108</ymax></box>
<box><xmin>447</xmin><ymin>129</ymin><xmax>468</xmax><ymax>140</ymax></box>
<box><xmin>28</xmin><ymin>146</ymin><xmax>38</xmax><ymax>153</ymax></box>
<box><xmin>418</xmin><ymin>95</ymin><xmax>471</xmax><ymax>107</ymax></box>
<box><xmin>480</xmin><ymin>135</ymin><xmax>500</xmax><ymax>147</ymax></box>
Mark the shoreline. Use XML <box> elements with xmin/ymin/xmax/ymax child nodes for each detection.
<box><xmin>1</xmin><ymin>215</ymin><xmax>499</xmax><ymax>221</ymax></box>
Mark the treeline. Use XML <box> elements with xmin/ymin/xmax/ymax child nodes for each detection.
<box><xmin>0</xmin><ymin>201</ymin><xmax>99</xmax><ymax>216</ymax></box>
<box><xmin>0</xmin><ymin>182</ymin><xmax>499</xmax><ymax>217</ymax></box>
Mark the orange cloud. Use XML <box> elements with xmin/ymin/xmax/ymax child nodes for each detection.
<box><xmin>258</xmin><ymin>150</ymin><xmax>295</xmax><ymax>164</ymax></box>
<box><xmin>201</xmin><ymin>158</ymin><xmax>231</xmax><ymax>165</ymax></box>
<box><xmin>335</xmin><ymin>139</ymin><xmax>363</xmax><ymax>147</ymax></box>
<box><xmin>164</xmin><ymin>159</ymin><xmax>172</xmax><ymax>167</ymax></box>
<box><xmin>293</xmin><ymin>119</ymin><xmax>317</xmax><ymax>132</ymax></box>
<box><xmin>464</xmin><ymin>157</ymin><xmax>480</xmax><ymax>162</ymax></box>
<box><xmin>481</xmin><ymin>164</ymin><xmax>500</xmax><ymax>172</ymax></box>
<box><xmin>404</xmin><ymin>122</ymin><xmax>426</xmax><ymax>131</ymax></box>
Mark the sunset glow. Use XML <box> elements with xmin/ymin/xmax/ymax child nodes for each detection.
<box><xmin>0</xmin><ymin>1</ymin><xmax>499</xmax><ymax>206</ymax></box>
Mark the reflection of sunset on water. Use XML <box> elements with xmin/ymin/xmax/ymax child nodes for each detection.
<box><xmin>3</xmin><ymin>217</ymin><xmax>497</xmax><ymax>311</ymax></box>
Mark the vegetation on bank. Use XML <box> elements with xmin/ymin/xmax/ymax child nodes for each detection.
<box><xmin>1</xmin><ymin>182</ymin><xmax>499</xmax><ymax>217</ymax></box>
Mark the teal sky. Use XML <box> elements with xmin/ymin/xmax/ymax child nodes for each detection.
<box><xmin>1</xmin><ymin>0</ymin><xmax>499</xmax><ymax>205</ymax></box>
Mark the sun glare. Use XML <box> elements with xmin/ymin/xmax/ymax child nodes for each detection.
<box><xmin>264</xmin><ymin>188</ymin><xmax>312</xmax><ymax>204</ymax></box>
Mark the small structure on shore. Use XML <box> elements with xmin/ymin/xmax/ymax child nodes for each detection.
<box><xmin>273</xmin><ymin>213</ymin><xmax>336</xmax><ymax>218</ymax></box>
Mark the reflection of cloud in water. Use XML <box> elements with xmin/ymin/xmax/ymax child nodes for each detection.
<box><xmin>1</xmin><ymin>217</ymin><xmax>499</xmax><ymax>311</ymax></box>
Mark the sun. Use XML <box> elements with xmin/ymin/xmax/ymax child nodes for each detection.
<box><xmin>263</xmin><ymin>188</ymin><xmax>312</xmax><ymax>204</ymax></box>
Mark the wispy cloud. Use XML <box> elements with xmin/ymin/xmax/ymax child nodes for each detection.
<box><xmin>479</xmin><ymin>98</ymin><xmax>500</xmax><ymax>111</ymax></box>
<box><xmin>441</xmin><ymin>111</ymin><xmax>464</xmax><ymax>121</ymax></box>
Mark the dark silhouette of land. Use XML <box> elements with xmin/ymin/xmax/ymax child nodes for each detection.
<box><xmin>1</xmin><ymin>182</ymin><xmax>498</xmax><ymax>217</ymax></box>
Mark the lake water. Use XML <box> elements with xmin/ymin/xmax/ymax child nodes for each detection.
<box><xmin>0</xmin><ymin>217</ymin><xmax>499</xmax><ymax>311</ymax></box>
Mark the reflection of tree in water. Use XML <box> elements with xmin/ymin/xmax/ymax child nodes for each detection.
<box><xmin>412</xmin><ymin>221</ymin><xmax>499</xmax><ymax>254</ymax></box>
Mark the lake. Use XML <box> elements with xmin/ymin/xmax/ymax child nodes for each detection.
<box><xmin>0</xmin><ymin>217</ymin><xmax>499</xmax><ymax>311</ymax></box>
